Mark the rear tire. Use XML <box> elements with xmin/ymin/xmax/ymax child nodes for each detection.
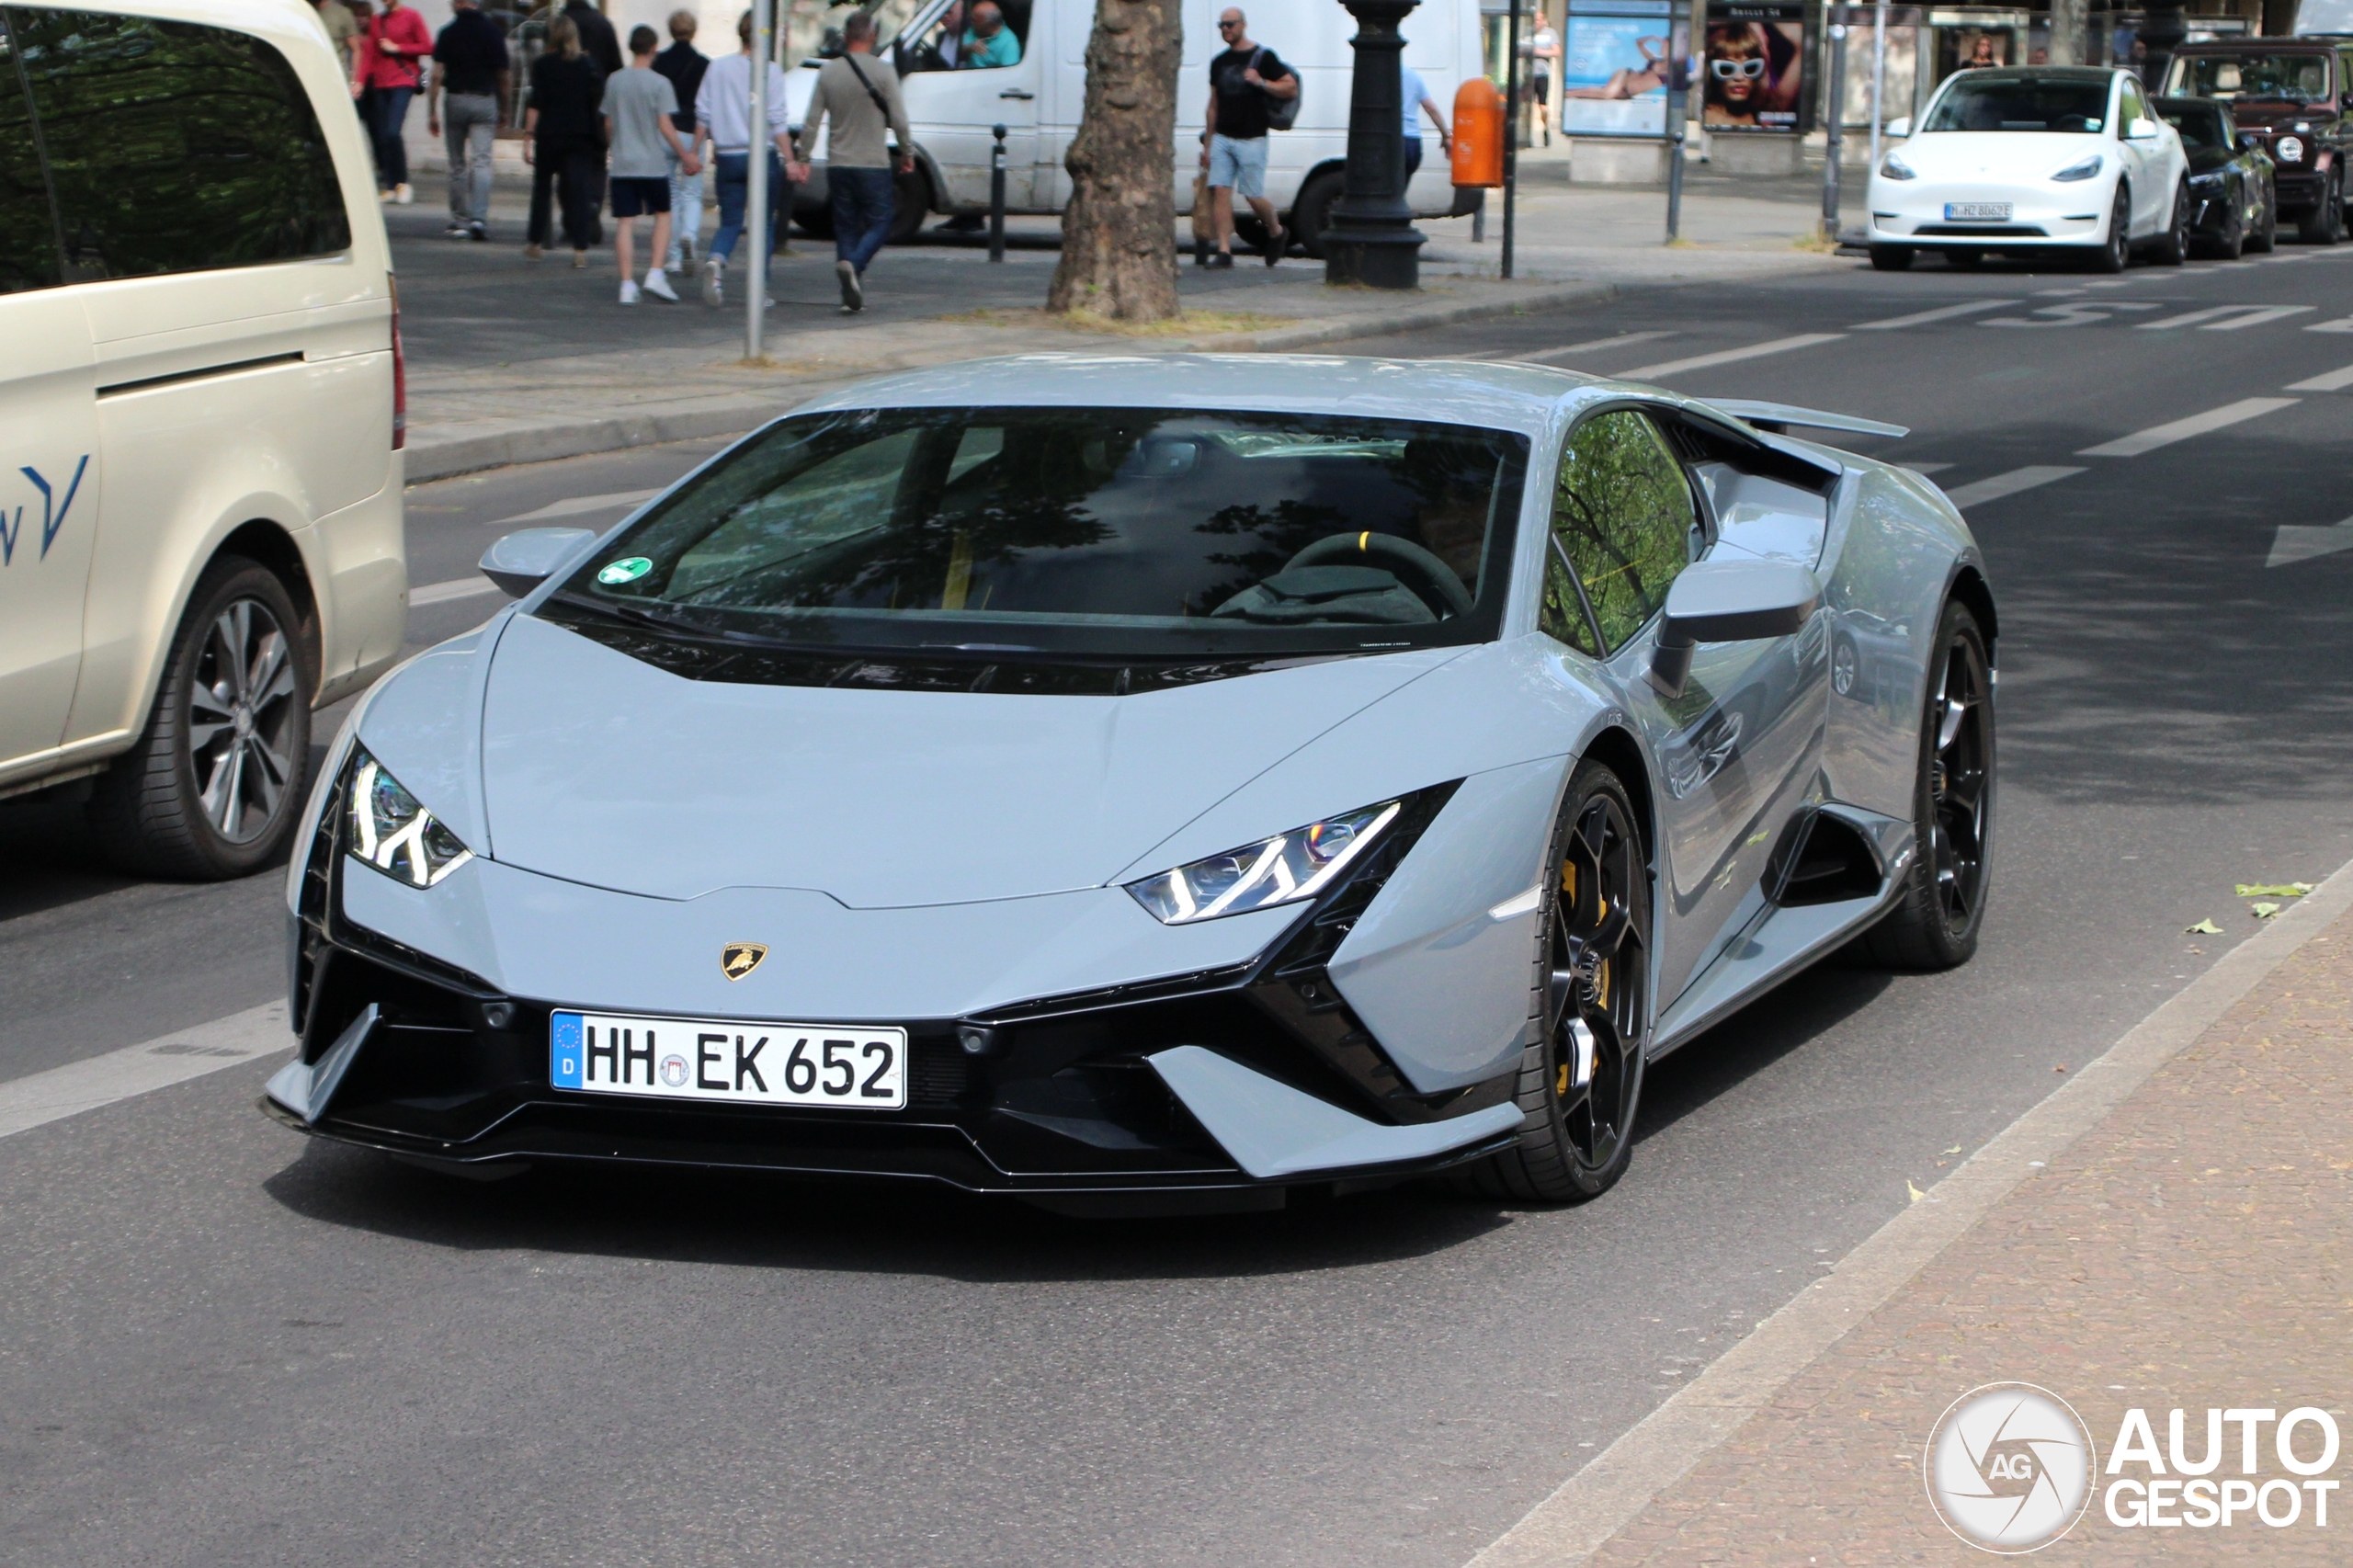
<box><xmin>1869</xmin><ymin>244</ymin><xmax>1915</xmax><ymax>271</ymax></box>
<box><xmin>1855</xmin><ymin>600</ymin><xmax>1994</xmax><ymax>971</ymax></box>
<box><xmin>87</xmin><ymin>557</ymin><xmax>313</xmax><ymax>880</ymax></box>
<box><xmin>1290</xmin><ymin>168</ymin><xmax>1346</xmax><ymax>260</ymax></box>
<box><xmin>1458</xmin><ymin>760</ymin><xmax>1650</xmax><ymax>1203</ymax></box>
<box><xmin>887</xmin><ymin>167</ymin><xmax>930</xmax><ymax>244</ymax></box>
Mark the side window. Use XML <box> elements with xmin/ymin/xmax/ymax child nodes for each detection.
<box><xmin>2117</xmin><ymin>76</ymin><xmax>2146</xmax><ymax>131</ymax></box>
<box><xmin>0</xmin><ymin>14</ymin><xmax>61</xmax><ymax>292</ymax></box>
<box><xmin>9</xmin><ymin>8</ymin><xmax>350</xmax><ymax>282</ymax></box>
<box><xmin>1549</xmin><ymin>409</ymin><xmax>1697</xmax><ymax>653</ymax></box>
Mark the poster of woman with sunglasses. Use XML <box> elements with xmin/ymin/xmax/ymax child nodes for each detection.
<box><xmin>1702</xmin><ymin>4</ymin><xmax>1804</xmax><ymax>130</ymax></box>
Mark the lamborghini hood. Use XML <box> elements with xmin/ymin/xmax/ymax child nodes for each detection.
<box><xmin>471</xmin><ymin>612</ymin><xmax>1457</xmax><ymax>905</ymax></box>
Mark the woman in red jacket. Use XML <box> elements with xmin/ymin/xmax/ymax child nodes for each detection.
<box><xmin>358</xmin><ymin>0</ymin><xmax>432</xmax><ymax>202</ymax></box>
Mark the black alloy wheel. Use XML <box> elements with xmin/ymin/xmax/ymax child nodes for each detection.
<box><xmin>2249</xmin><ymin>177</ymin><xmax>2279</xmax><ymax>252</ymax></box>
<box><xmin>2089</xmin><ymin>183</ymin><xmax>2131</xmax><ymax>272</ymax></box>
<box><xmin>1869</xmin><ymin>243</ymin><xmax>1915</xmax><ymax>271</ymax></box>
<box><xmin>1462</xmin><ymin>760</ymin><xmax>1650</xmax><ymax>1202</ymax></box>
<box><xmin>2152</xmin><ymin>181</ymin><xmax>2190</xmax><ymax>266</ymax></box>
<box><xmin>2298</xmin><ymin>170</ymin><xmax>2346</xmax><ymax>245</ymax></box>
<box><xmin>1855</xmin><ymin>600</ymin><xmax>1995</xmax><ymax>971</ymax></box>
<box><xmin>88</xmin><ymin>557</ymin><xmax>313</xmax><ymax>879</ymax></box>
<box><xmin>2200</xmin><ymin>183</ymin><xmax>2246</xmax><ymax>260</ymax></box>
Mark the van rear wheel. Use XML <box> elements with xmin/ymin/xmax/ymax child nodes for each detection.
<box><xmin>88</xmin><ymin>558</ymin><xmax>313</xmax><ymax>880</ymax></box>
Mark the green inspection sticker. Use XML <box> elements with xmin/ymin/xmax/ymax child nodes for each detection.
<box><xmin>597</xmin><ymin>556</ymin><xmax>653</xmax><ymax>585</ymax></box>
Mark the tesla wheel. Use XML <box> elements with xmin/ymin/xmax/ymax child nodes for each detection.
<box><xmin>2151</xmin><ymin>182</ymin><xmax>2190</xmax><ymax>266</ymax></box>
<box><xmin>1462</xmin><ymin>760</ymin><xmax>1650</xmax><ymax>1203</ymax></box>
<box><xmin>1868</xmin><ymin>244</ymin><xmax>1915</xmax><ymax>271</ymax></box>
<box><xmin>1856</xmin><ymin>600</ymin><xmax>1994</xmax><ymax>971</ymax></box>
<box><xmin>89</xmin><ymin>557</ymin><xmax>313</xmax><ymax>880</ymax></box>
<box><xmin>2088</xmin><ymin>184</ymin><xmax>2130</xmax><ymax>272</ymax></box>
<box><xmin>2298</xmin><ymin>171</ymin><xmax>2345</xmax><ymax>245</ymax></box>
<box><xmin>2249</xmin><ymin>180</ymin><xmax>2279</xmax><ymax>252</ymax></box>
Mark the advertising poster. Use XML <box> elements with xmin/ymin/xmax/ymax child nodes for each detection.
<box><xmin>1559</xmin><ymin>0</ymin><xmax>1676</xmax><ymax>139</ymax></box>
<box><xmin>1703</xmin><ymin>0</ymin><xmax>1806</xmax><ymax>131</ymax></box>
<box><xmin>1831</xmin><ymin>10</ymin><xmax>1919</xmax><ymax>129</ymax></box>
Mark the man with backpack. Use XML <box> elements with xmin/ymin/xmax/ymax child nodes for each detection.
<box><xmin>790</xmin><ymin>11</ymin><xmax>913</xmax><ymax>314</ymax></box>
<box><xmin>1200</xmin><ymin>7</ymin><xmax>1297</xmax><ymax>267</ymax></box>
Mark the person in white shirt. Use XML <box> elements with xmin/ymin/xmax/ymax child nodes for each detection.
<box><xmin>1529</xmin><ymin>18</ymin><xmax>1561</xmax><ymax>145</ymax></box>
<box><xmin>691</xmin><ymin>8</ymin><xmax>795</xmax><ymax>308</ymax></box>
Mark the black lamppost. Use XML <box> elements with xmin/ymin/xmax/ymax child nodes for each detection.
<box><xmin>2138</xmin><ymin>2</ymin><xmax>2185</xmax><ymax>96</ymax></box>
<box><xmin>1324</xmin><ymin>0</ymin><xmax>1427</xmax><ymax>290</ymax></box>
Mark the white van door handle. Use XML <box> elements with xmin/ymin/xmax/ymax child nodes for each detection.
<box><xmin>999</xmin><ymin>88</ymin><xmax>1034</xmax><ymax>99</ymax></box>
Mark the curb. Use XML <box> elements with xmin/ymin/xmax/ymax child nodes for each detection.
<box><xmin>403</xmin><ymin>280</ymin><xmax>1619</xmax><ymax>483</ymax></box>
<box><xmin>1461</xmin><ymin>850</ymin><xmax>2353</xmax><ymax>1568</ymax></box>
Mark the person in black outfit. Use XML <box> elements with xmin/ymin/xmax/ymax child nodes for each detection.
<box><xmin>561</xmin><ymin>0</ymin><xmax>622</xmax><ymax>77</ymax></box>
<box><xmin>654</xmin><ymin>10</ymin><xmax>710</xmax><ymax>272</ymax></box>
<box><xmin>525</xmin><ymin>16</ymin><xmax>607</xmax><ymax>262</ymax></box>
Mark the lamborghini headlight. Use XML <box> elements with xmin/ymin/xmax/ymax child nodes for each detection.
<box><xmin>1126</xmin><ymin>801</ymin><xmax>1401</xmax><ymax>925</ymax></box>
<box><xmin>347</xmin><ymin>749</ymin><xmax>474</xmax><ymax>888</ymax></box>
<box><xmin>2052</xmin><ymin>153</ymin><xmax>2105</xmax><ymax>182</ymax></box>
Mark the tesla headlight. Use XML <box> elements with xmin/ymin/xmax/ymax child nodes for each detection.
<box><xmin>2277</xmin><ymin>136</ymin><xmax>2305</xmax><ymax>163</ymax></box>
<box><xmin>1126</xmin><ymin>801</ymin><xmax>1401</xmax><ymax>925</ymax></box>
<box><xmin>2052</xmin><ymin>153</ymin><xmax>2105</xmax><ymax>182</ymax></box>
<box><xmin>1878</xmin><ymin>151</ymin><xmax>1917</xmax><ymax>180</ymax></box>
<box><xmin>347</xmin><ymin>749</ymin><xmax>474</xmax><ymax>888</ymax></box>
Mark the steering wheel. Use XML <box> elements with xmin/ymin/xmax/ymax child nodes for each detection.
<box><xmin>1284</xmin><ymin>532</ymin><xmax>1475</xmax><ymax>619</ymax></box>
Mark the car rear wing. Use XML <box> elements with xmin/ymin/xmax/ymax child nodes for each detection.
<box><xmin>1710</xmin><ymin>400</ymin><xmax>1910</xmax><ymax>439</ymax></box>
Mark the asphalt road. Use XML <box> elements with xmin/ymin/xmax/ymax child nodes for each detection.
<box><xmin>6</xmin><ymin>241</ymin><xmax>2353</xmax><ymax>1568</ymax></box>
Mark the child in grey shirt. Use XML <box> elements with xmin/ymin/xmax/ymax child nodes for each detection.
<box><xmin>606</xmin><ymin>25</ymin><xmax>700</xmax><ymax>302</ymax></box>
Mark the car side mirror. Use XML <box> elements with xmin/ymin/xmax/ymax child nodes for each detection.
<box><xmin>2128</xmin><ymin>115</ymin><xmax>2160</xmax><ymax>140</ymax></box>
<box><xmin>1885</xmin><ymin>116</ymin><xmax>1911</xmax><ymax>139</ymax></box>
<box><xmin>2238</xmin><ymin>132</ymin><xmax>2260</xmax><ymax>152</ymax></box>
<box><xmin>480</xmin><ymin>527</ymin><xmax>595</xmax><ymax>598</ymax></box>
<box><xmin>1649</xmin><ymin>558</ymin><xmax>1823</xmax><ymax>697</ymax></box>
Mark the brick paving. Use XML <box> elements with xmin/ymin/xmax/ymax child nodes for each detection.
<box><xmin>1585</xmin><ymin>903</ymin><xmax>2353</xmax><ymax>1565</ymax></box>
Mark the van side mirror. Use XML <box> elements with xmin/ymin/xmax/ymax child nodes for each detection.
<box><xmin>1885</xmin><ymin>116</ymin><xmax>1911</xmax><ymax>139</ymax></box>
<box><xmin>1649</xmin><ymin>558</ymin><xmax>1823</xmax><ymax>697</ymax></box>
<box><xmin>479</xmin><ymin>527</ymin><xmax>595</xmax><ymax>598</ymax></box>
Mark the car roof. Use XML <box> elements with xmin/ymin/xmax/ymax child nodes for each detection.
<box><xmin>788</xmin><ymin>353</ymin><xmax>1600</xmax><ymax>437</ymax></box>
<box><xmin>1947</xmin><ymin>66</ymin><xmax>2119</xmax><ymax>84</ymax></box>
<box><xmin>2175</xmin><ymin>38</ymin><xmax>2338</xmax><ymax>52</ymax></box>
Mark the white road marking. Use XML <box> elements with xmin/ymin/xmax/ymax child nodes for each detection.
<box><xmin>2307</xmin><ymin>317</ymin><xmax>2353</xmax><ymax>334</ymax></box>
<box><xmin>410</xmin><ymin>575</ymin><xmax>503</xmax><ymax>607</ymax></box>
<box><xmin>1851</xmin><ymin>300</ymin><xmax>2018</xmax><ymax>330</ymax></box>
<box><xmin>1940</xmin><ymin>465</ymin><xmax>2086</xmax><ymax>510</ymax></box>
<box><xmin>2201</xmin><ymin>304</ymin><xmax>2316</xmax><ymax>331</ymax></box>
<box><xmin>2135</xmin><ymin>305</ymin><xmax>2269</xmax><ymax>330</ymax></box>
<box><xmin>2076</xmin><ymin>396</ymin><xmax>2299</xmax><ymax>458</ymax></box>
<box><xmin>0</xmin><ymin>1004</ymin><xmax>290</xmax><ymax>1142</ymax></box>
<box><xmin>1509</xmin><ymin>331</ymin><xmax>1677</xmax><ymax>363</ymax></box>
<box><xmin>492</xmin><ymin>488</ymin><xmax>659</xmax><ymax>526</ymax></box>
<box><xmin>2286</xmin><ymin>363</ymin><xmax>2353</xmax><ymax>392</ymax></box>
<box><xmin>1983</xmin><ymin>301</ymin><xmax>2163</xmax><ymax>327</ymax></box>
<box><xmin>2269</xmin><ymin>517</ymin><xmax>2353</xmax><ymax>566</ymax></box>
<box><xmin>1903</xmin><ymin>462</ymin><xmax>1954</xmax><ymax>475</ymax></box>
<box><xmin>1618</xmin><ymin>334</ymin><xmax>1845</xmax><ymax>380</ymax></box>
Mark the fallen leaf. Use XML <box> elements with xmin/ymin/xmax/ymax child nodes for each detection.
<box><xmin>2187</xmin><ymin>918</ymin><xmax>2223</xmax><ymax>935</ymax></box>
<box><xmin>2055</xmin><ymin>1063</ymin><xmax>2069</xmax><ymax>1073</ymax></box>
<box><xmin>1906</xmin><ymin>1180</ymin><xmax>1927</xmax><ymax>1204</ymax></box>
<box><xmin>1943</xmin><ymin>1145</ymin><xmax>1964</xmax><ymax>1155</ymax></box>
<box><xmin>2252</xmin><ymin>902</ymin><xmax>2281</xmax><ymax>919</ymax></box>
<box><xmin>2234</xmin><ymin>882</ymin><xmax>2313</xmax><ymax>898</ymax></box>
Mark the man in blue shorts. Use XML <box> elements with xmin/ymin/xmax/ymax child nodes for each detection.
<box><xmin>1199</xmin><ymin>7</ymin><xmax>1296</xmax><ymax>267</ymax></box>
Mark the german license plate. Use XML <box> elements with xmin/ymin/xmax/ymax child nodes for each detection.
<box><xmin>550</xmin><ymin>1009</ymin><xmax>907</xmax><ymax>1109</ymax></box>
<box><xmin>1946</xmin><ymin>201</ymin><xmax>2012</xmax><ymax>221</ymax></box>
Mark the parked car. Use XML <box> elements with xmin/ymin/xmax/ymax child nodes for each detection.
<box><xmin>2163</xmin><ymin>37</ymin><xmax>2350</xmax><ymax>244</ymax></box>
<box><xmin>784</xmin><ymin>0</ymin><xmax>1483</xmax><ymax>257</ymax></box>
<box><xmin>0</xmin><ymin>0</ymin><xmax>407</xmax><ymax>877</ymax></box>
<box><xmin>1867</xmin><ymin>65</ymin><xmax>2191</xmax><ymax>272</ymax></box>
<box><xmin>265</xmin><ymin>355</ymin><xmax>1996</xmax><ymax>1213</ymax></box>
<box><xmin>2156</xmin><ymin>95</ymin><xmax>2278</xmax><ymax>258</ymax></box>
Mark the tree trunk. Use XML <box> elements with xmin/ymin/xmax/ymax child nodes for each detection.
<box><xmin>2046</xmin><ymin>0</ymin><xmax>2086</xmax><ymax>65</ymax></box>
<box><xmin>1047</xmin><ymin>0</ymin><xmax>1183</xmax><ymax>322</ymax></box>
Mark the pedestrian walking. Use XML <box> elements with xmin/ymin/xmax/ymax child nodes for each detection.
<box><xmin>607</xmin><ymin>25</ymin><xmax>699</xmax><ymax>303</ymax></box>
<box><xmin>358</xmin><ymin>0</ymin><xmax>431</xmax><ymax>203</ymax></box>
<box><xmin>427</xmin><ymin>0</ymin><xmax>508</xmax><ymax>241</ymax></box>
<box><xmin>692</xmin><ymin>9</ymin><xmax>795</xmax><ymax>310</ymax></box>
<box><xmin>1529</xmin><ymin>16</ymin><xmax>1560</xmax><ymax>147</ymax></box>
<box><xmin>790</xmin><ymin>11</ymin><xmax>912</xmax><ymax>314</ymax></box>
<box><xmin>654</xmin><ymin>10</ymin><xmax>710</xmax><ymax>274</ymax></box>
<box><xmin>561</xmin><ymin>0</ymin><xmax>622</xmax><ymax>78</ymax></box>
<box><xmin>524</xmin><ymin>15</ymin><xmax>606</xmax><ymax>266</ymax></box>
<box><xmin>1199</xmin><ymin>7</ymin><xmax>1296</xmax><ymax>267</ymax></box>
<box><xmin>310</xmin><ymin>0</ymin><xmax>361</xmax><ymax>83</ymax></box>
<box><xmin>1398</xmin><ymin>62</ymin><xmax>1451</xmax><ymax>183</ymax></box>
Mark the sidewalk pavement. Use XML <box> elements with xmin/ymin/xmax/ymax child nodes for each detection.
<box><xmin>1483</xmin><ymin>877</ymin><xmax>2353</xmax><ymax>1565</ymax></box>
<box><xmin>396</xmin><ymin>170</ymin><xmax>1864</xmax><ymax>481</ymax></box>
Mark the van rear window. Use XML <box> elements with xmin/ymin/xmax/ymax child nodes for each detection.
<box><xmin>5</xmin><ymin>7</ymin><xmax>351</xmax><ymax>283</ymax></box>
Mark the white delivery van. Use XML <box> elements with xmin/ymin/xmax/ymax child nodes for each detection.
<box><xmin>0</xmin><ymin>0</ymin><xmax>406</xmax><ymax>878</ymax></box>
<box><xmin>788</xmin><ymin>0</ymin><xmax>1483</xmax><ymax>256</ymax></box>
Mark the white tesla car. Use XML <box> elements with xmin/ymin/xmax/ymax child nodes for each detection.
<box><xmin>1867</xmin><ymin>66</ymin><xmax>2191</xmax><ymax>271</ymax></box>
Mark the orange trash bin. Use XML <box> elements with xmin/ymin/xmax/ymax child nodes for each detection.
<box><xmin>1452</xmin><ymin>76</ymin><xmax>1505</xmax><ymax>188</ymax></box>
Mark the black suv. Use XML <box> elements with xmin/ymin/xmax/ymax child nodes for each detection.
<box><xmin>2165</xmin><ymin>39</ymin><xmax>2350</xmax><ymax>243</ymax></box>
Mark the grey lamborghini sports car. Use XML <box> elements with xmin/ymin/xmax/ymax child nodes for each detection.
<box><xmin>266</xmin><ymin>355</ymin><xmax>1995</xmax><ymax>1211</ymax></box>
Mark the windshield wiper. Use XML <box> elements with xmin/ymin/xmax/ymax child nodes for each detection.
<box><xmin>545</xmin><ymin>590</ymin><xmax>773</xmax><ymax>645</ymax></box>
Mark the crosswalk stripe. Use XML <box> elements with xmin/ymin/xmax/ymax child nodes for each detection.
<box><xmin>1618</xmin><ymin>334</ymin><xmax>1846</xmax><ymax>380</ymax></box>
<box><xmin>0</xmin><ymin>1004</ymin><xmax>288</xmax><ymax>1142</ymax></box>
<box><xmin>1940</xmin><ymin>466</ymin><xmax>2085</xmax><ymax>510</ymax></box>
<box><xmin>2076</xmin><ymin>397</ymin><xmax>2300</xmax><ymax>458</ymax></box>
<box><xmin>410</xmin><ymin>575</ymin><xmax>502</xmax><ymax>607</ymax></box>
<box><xmin>2285</xmin><ymin>363</ymin><xmax>2353</xmax><ymax>392</ymax></box>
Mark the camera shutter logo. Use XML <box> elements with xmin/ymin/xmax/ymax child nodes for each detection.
<box><xmin>1924</xmin><ymin>1383</ymin><xmax>2097</xmax><ymax>1552</ymax></box>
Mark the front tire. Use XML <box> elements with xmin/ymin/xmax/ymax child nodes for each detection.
<box><xmin>1855</xmin><ymin>600</ymin><xmax>1994</xmax><ymax>971</ymax></box>
<box><xmin>2087</xmin><ymin>183</ymin><xmax>2131</xmax><ymax>272</ymax></box>
<box><xmin>2297</xmin><ymin>170</ymin><xmax>2345</xmax><ymax>245</ymax></box>
<box><xmin>2196</xmin><ymin>184</ymin><xmax>2246</xmax><ymax>260</ymax></box>
<box><xmin>1461</xmin><ymin>760</ymin><xmax>1650</xmax><ymax>1203</ymax></box>
<box><xmin>2150</xmin><ymin>181</ymin><xmax>2190</xmax><ymax>266</ymax></box>
<box><xmin>88</xmin><ymin>557</ymin><xmax>313</xmax><ymax>880</ymax></box>
<box><xmin>2248</xmin><ymin>178</ymin><xmax>2279</xmax><ymax>252</ymax></box>
<box><xmin>1869</xmin><ymin>244</ymin><xmax>1915</xmax><ymax>271</ymax></box>
<box><xmin>1290</xmin><ymin>168</ymin><xmax>1346</xmax><ymax>260</ymax></box>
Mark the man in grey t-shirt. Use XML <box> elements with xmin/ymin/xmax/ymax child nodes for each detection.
<box><xmin>606</xmin><ymin>25</ymin><xmax>699</xmax><ymax>302</ymax></box>
<box><xmin>788</xmin><ymin>11</ymin><xmax>912</xmax><ymax>313</ymax></box>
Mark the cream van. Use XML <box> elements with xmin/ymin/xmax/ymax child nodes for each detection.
<box><xmin>0</xmin><ymin>0</ymin><xmax>404</xmax><ymax>878</ymax></box>
<box><xmin>788</xmin><ymin>0</ymin><xmax>1483</xmax><ymax>254</ymax></box>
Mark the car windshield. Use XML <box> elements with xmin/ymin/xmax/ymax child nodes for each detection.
<box><xmin>1922</xmin><ymin>75</ymin><xmax>2110</xmax><ymax>132</ymax></box>
<box><xmin>2159</xmin><ymin>102</ymin><xmax>2231</xmax><ymax>149</ymax></box>
<box><xmin>551</xmin><ymin>406</ymin><xmax>1529</xmax><ymax>661</ymax></box>
<box><xmin>2165</xmin><ymin>53</ymin><xmax>2333</xmax><ymax>103</ymax></box>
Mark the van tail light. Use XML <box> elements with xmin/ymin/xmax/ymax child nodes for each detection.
<box><xmin>389</xmin><ymin>271</ymin><xmax>407</xmax><ymax>451</ymax></box>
